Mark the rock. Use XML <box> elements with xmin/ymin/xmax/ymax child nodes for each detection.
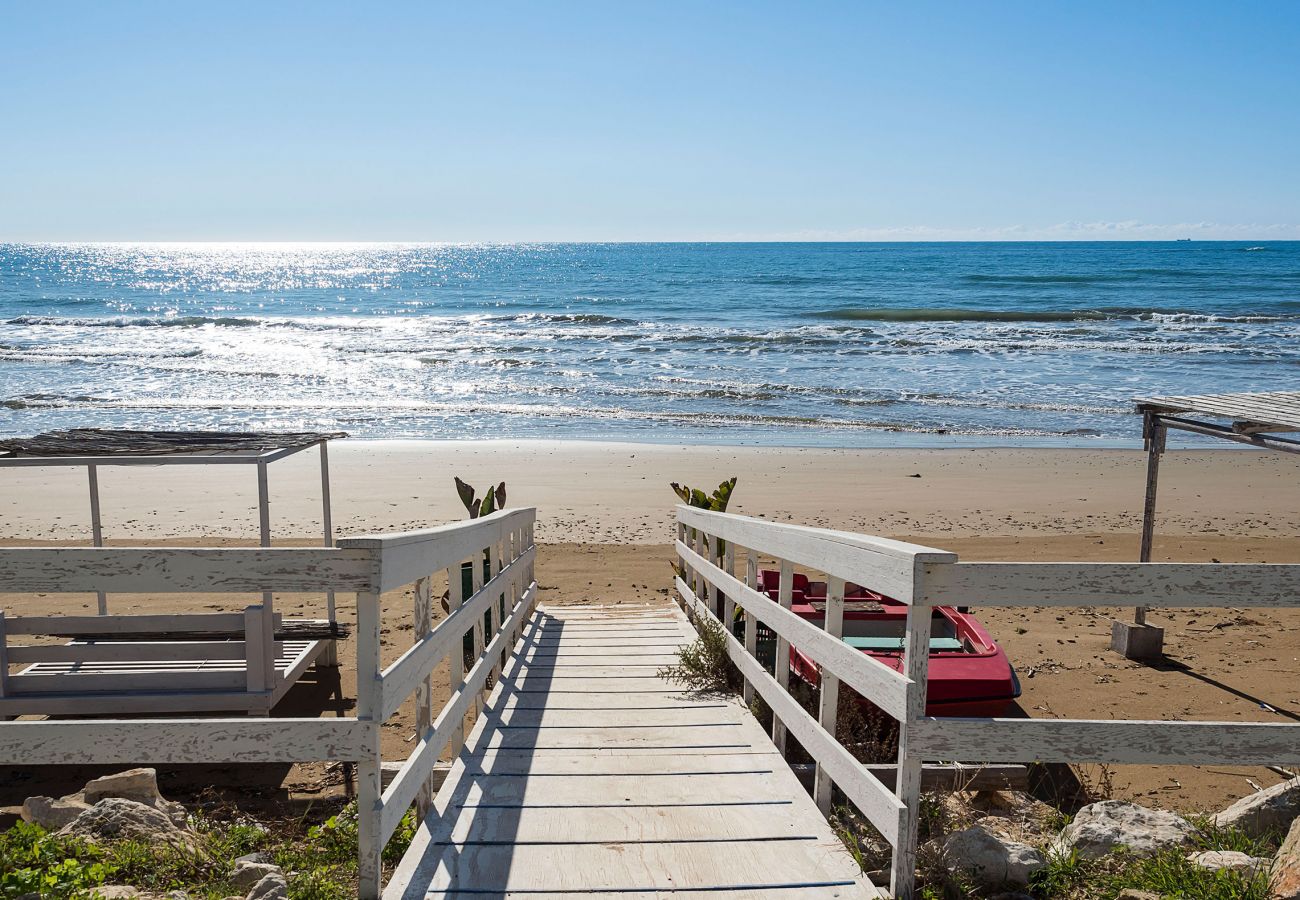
<box><xmin>1271</xmin><ymin>816</ymin><xmax>1300</xmax><ymax>899</ymax></box>
<box><xmin>1115</xmin><ymin>891</ymin><xmax>1162</xmax><ymax>900</ymax></box>
<box><xmin>1186</xmin><ymin>849</ymin><xmax>1269</xmax><ymax>875</ymax></box>
<box><xmin>1214</xmin><ymin>777</ymin><xmax>1300</xmax><ymax>839</ymax></box>
<box><xmin>59</xmin><ymin>798</ymin><xmax>191</xmax><ymax>845</ymax></box>
<box><xmin>93</xmin><ymin>888</ymin><xmax>141</xmax><ymax>899</ymax></box>
<box><xmin>943</xmin><ymin>824</ymin><xmax>1046</xmax><ymax>887</ymax></box>
<box><xmin>21</xmin><ymin>795</ymin><xmax>91</xmax><ymax>829</ymax></box>
<box><xmin>244</xmin><ymin>872</ymin><xmax>289</xmax><ymax>900</ymax></box>
<box><xmin>83</xmin><ymin>768</ymin><xmax>162</xmax><ymax>805</ymax></box>
<box><xmin>1052</xmin><ymin>800</ymin><xmax>1194</xmax><ymax>859</ymax></box>
<box><xmin>234</xmin><ymin>852</ymin><xmax>274</xmax><ymax>866</ymax></box>
<box><xmin>79</xmin><ymin>767</ymin><xmax>189</xmax><ymax>828</ymax></box>
<box><xmin>233</xmin><ymin>861</ymin><xmax>283</xmax><ymax>890</ymax></box>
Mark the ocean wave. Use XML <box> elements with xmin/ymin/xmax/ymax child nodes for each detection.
<box><xmin>808</xmin><ymin>306</ymin><xmax>1299</xmax><ymax>324</ymax></box>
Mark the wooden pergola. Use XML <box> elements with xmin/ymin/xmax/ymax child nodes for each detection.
<box><xmin>1113</xmin><ymin>391</ymin><xmax>1300</xmax><ymax>658</ymax></box>
<box><xmin>0</xmin><ymin>428</ymin><xmax>346</xmax><ymax>615</ymax></box>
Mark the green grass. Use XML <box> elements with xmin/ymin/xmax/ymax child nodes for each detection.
<box><xmin>0</xmin><ymin>800</ymin><xmax>419</xmax><ymax>900</ymax></box>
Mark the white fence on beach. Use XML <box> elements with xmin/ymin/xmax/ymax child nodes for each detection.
<box><xmin>0</xmin><ymin>507</ymin><xmax>537</xmax><ymax>900</ymax></box>
<box><xmin>673</xmin><ymin>504</ymin><xmax>1300</xmax><ymax>899</ymax></box>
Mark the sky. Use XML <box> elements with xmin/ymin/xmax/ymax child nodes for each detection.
<box><xmin>1</xmin><ymin>1</ymin><xmax>1298</xmax><ymax>242</ymax></box>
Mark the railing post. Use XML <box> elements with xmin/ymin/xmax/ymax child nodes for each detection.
<box><xmin>814</xmin><ymin>575</ymin><xmax>845</xmax><ymax>815</ymax></box>
<box><xmin>448</xmin><ymin>564</ymin><xmax>466</xmax><ymax>759</ymax></box>
<box><xmin>891</xmin><ymin>581</ymin><xmax>935</xmax><ymax>900</ymax></box>
<box><xmin>492</xmin><ymin>532</ymin><xmax>506</xmax><ymax>682</ymax></box>
<box><xmin>772</xmin><ymin>559</ymin><xmax>794</xmax><ymax>753</ymax></box>
<box><xmin>412</xmin><ymin>576</ymin><xmax>434</xmax><ymax>820</ymax></box>
<box><xmin>471</xmin><ymin>548</ymin><xmax>487</xmax><ymax>714</ymax></box>
<box><xmin>355</xmin><ymin>589</ymin><xmax>384</xmax><ymax>900</ymax></box>
<box><xmin>693</xmin><ymin>529</ymin><xmax>707</xmax><ymax>610</ymax></box>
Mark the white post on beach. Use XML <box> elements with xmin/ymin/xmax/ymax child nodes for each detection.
<box><xmin>1112</xmin><ymin>412</ymin><xmax>1167</xmax><ymax>659</ymax></box>
<box><xmin>87</xmin><ymin>464</ymin><xmax>107</xmax><ymax>615</ymax></box>
<box><xmin>355</xmin><ymin>589</ymin><xmax>384</xmax><ymax>900</ymax></box>
<box><xmin>892</xmin><ymin>594</ymin><xmax>933</xmax><ymax>900</ymax></box>
<box><xmin>814</xmin><ymin>575</ymin><xmax>845</xmax><ymax>815</ymax></box>
<box><xmin>320</xmin><ymin>441</ymin><xmax>336</xmax><ymax>619</ymax></box>
<box><xmin>772</xmin><ymin>559</ymin><xmax>793</xmax><ymax>754</ymax></box>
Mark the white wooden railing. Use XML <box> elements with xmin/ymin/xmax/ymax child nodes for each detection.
<box><xmin>674</xmin><ymin>505</ymin><xmax>1300</xmax><ymax>900</ymax></box>
<box><xmin>0</xmin><ymin>507</ymin><xmax>537</xmax><ymax>900</ymax></box>
<box><xmin>337</xmin><ymin>508</ymin><xmax>537</xmax><ymax>898</ymax></box>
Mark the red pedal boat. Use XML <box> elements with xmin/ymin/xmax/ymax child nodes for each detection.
<box><xmin>757</xmin><ymin>570</ymin><xmax>1021</xmax><ymax>717</ymax></box>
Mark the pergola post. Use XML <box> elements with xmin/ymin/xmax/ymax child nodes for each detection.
<box><xmin>88</xmin><ymin>464</ymin><xmax>107</xmax><ymax>615</ymax></box>
<box><xmin>1111</xmin><ymin>412</ymin><xmax>1166</xmax><ymax>660</ymax></box>
<box><xmin>257</xmin><ymin>459</ymin><xmax>273</xmax><ymax>607</ymax></box>
<box><xmin>319</xmin><ymin>441</ymin><xmax>339</xmax><ymax>666</ymax></box>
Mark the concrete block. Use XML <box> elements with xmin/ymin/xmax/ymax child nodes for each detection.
<box><xmin>1110</xmin><ymin>620</ymin><xmax>1164</xmax><ymax>659</ymax></box>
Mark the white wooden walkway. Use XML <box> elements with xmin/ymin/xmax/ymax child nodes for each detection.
<box><xmin>386</xmin><ymin>601</ymin><xmax>878</xmax><ymax>899</ymax></box>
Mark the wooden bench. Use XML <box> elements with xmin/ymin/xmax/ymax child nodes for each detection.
<box><xmin>0</xmin><ymin>606</ymin><xmax>334</xmax><ymax>717</ymax></box>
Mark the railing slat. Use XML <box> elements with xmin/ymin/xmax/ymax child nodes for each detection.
<box><xmin>378</xmin><ymin>548</ymin><xmax>536</xmax><ymax>720</ymax></box>
<box><xmin>928</xmin><ymin>561</ymin><xmax>1300</xmax><ymax>608</ymax></box>
<box><xmin>676</xmin><ymin>538</ymin><xmax>910</xmax><ymax>721</ymax></box>
<box><xmin>909</xmin><ymin>718</ymin><xmax>1300</xmax><ymax>766</ymax></box>
<box><xmin>379</xmin><ymin>585</ymin><xmax>535</xmax><ymax>845</ymax></box>
<box><xmin>678</xmin><ymin>505</ymin><xmax>955</xmax><ymax>604</ymax></box>
<box><xmin>678</xmin><ymin>575</ymin><xmax>904</xmax><ymax>845</ymax></box>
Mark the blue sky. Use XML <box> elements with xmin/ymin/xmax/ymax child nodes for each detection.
<box><xmin>2</xmin><ymin>1</ymin><xmax>1298</xmax><ymax>241</ymax></box>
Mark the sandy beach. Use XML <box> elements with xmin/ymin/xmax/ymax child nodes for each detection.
<box><xmin>3</xmin><ymin>440</ymin><xmax>1299</xmax><ymax>816</ymax></box>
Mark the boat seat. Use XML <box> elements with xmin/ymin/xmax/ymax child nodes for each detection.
<box><xmin>843</xmin><ymin>636</ymin><xmax>964</xmax><ymax>652</ymax></box>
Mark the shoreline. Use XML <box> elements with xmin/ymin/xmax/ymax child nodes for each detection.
<box><xmin>3</xmin><ymin>440</ymin><xmax>1298</xmax><ymax>545</ymax></box>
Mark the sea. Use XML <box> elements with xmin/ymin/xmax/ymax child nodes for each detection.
<box><xmin>1</xmin><ymin>241</ymin><xmax>1297</xmax><ymax>447</ymax></box>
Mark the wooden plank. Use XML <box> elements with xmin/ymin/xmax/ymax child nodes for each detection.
<box><xmin>0</xmin><ymin>718</ymin><xmax>373</xmax><ymax>764</ymax></box>
<box><xmin>928</xmin><ymin>561</ymin><xmax>1300</xmax><ymax>608</ymax></box>
<box><xmin>680</xmin><ymin>578</ymin><xmax>904</xmax><ymax>845</ymax></box>
<box><xmin>474</xmin><ymin>724</ymin><xmax>754</xmax><ymax>751</ymax></box>
<box><xmin>0</xmin><ymin>547</ymin><xmax>378</xmax><ymax>593</ymax></box>
<box><xmin>0</xmin><ymin>690</ymin><xmax>270</xmax><ymax>716</ymax></box>
<box><xmin>401</xmin><ymin>840</ymin><xmax>869</xmax><ymax>898</ymax></box>
<box><xmin>6</xmin><ymin>641</ymin><xmax>259</xmax><ymax>663</ymax></box>
<box><xmin>907</xmin><ymin>718</ymin><xmax>1300</xmax><ymax>765</ymax></box>
<box><xmin>4</xmin><ymin>612</ymin><xmax>251</xmax><ymax>636</ymax></box>
<box><xmin>456</xmin><ymin>750</ymin><xmax>784</xmax><ymax>777</ymax></box>
<box><xmin>441</xmin><ymin>802</ymin><xmax>824</xmax><ymax>844</ymax></box>
<box><xmin>677</xmin><ymin>505</ymin><xmax>955</xmax><ymax>604</ymax></box>
<box><xmin>11</xmin><ymin>669</ymin><xmax>248</xmax><ymax>693</ymax></box>
<box><xmin>679</xmin><ymin>541</ymin><xmax>910</xmax><ymax>721</ymax></box>
<box><xmin>342</xmin><ymin>508</ymin><xmax>535</xmax><ymax>593</ymax></box>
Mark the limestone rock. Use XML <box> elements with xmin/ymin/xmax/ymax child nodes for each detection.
<box><xmin>234</xmin><ymin>852</ymin><xmax>273</xmax><ymax>866</ymax></box>
<box><xmin>245</xmin><ymin>871</ymin><xmax>289</xmax><ymax>900</ymax></box>
<box><xmin>1186</xmin><ymin>849</ymin><xmax>1268</xmax><ymax>875</ymax></box>
<box><xmin>1115</xmin><ymin>891</ymin><xmax>1162</xmax><ymax>900</ymax></box>
<box><xmin>59</xmin><ymin>798</ymin><xmax>191</xmax><ymax>845</ymax></box>
<box><xmin>84</xmin><ymin>768</ymin><xmax>161</xmax><ymax>805</ymax></box>
<box><xmin>943</xmin><ymin>824</ymin><xmax>1047</xmax><ymax>887</ymax></box>
<box><xmin>233</xmin><ymin>861</ymin><xmax>283</xmax><ymax>890</ymax></box>
<box><xmin>1052</xmin><ymin>800</ymin><xmax>1193</xmax><ymax>859</ymax></box>
<box><xmin>21</xmin><ymin>795</ymin><xmax>91</xmax><ymax>829</ymax></box>
<box><xmin>94</xmin><ymin>888</ymin><xmax>141</xmax><ymax>899</ymax></box>
<box><xmin>1271</xmin><ymin>816</ymin><xmax>1300</xmax><ymax>900</ymax></box>
<box><xmin>1214</xmin><ymin>777</ymin><xmax>1300</xmax><ymax>839</ymax></box>
<box><xmin>79</xmin><ymin>767</ymin><xmax>188</xmax><ymax>828</ymax></box>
